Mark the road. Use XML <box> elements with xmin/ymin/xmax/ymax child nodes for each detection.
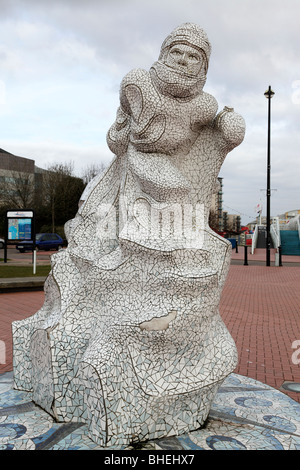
<box><xmin>0</xmin><ymin>245</ymin><xmax>56</xmax><ymax>265</ymax></box>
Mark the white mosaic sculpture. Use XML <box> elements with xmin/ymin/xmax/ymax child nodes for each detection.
<box><xmin>12</xmin><ymin>23</ymin><xmax>245</xmax><ymax>446</ymax></box>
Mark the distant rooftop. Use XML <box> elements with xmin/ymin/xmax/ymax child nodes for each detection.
<box><xmin>0</xmin><ymin>148</ymin><xmax>14</xmax><ymax>154</ymax></box>
<box><xmin>0</xmin><ymin>147</ymin><xmax>35</xmax><ymax>172</ymax></box>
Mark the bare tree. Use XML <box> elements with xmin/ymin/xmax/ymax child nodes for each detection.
<box><xmin>209</xmin><ymin>210</ymin><xmax>221</xmax><ymax>233</ymax></box>
<box><xmin>81</xmin><ymin>162</ymin><xmax>107</xmax><ymax>186</ymax></box>
<box><xmin>0</xmin><ymin>170</ymin><xmax>35</xmax><ymax>208</ymax></box>
<box><xmin>42</xmin><ymin>162</ymin><xmax>84</xmax><ymax>232</ymax></box>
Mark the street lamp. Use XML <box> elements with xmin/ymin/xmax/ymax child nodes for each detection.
<box><xmin>264</xmin><ymin>86</ymin><xmax>275</xmax><ymax>267</ymax></box>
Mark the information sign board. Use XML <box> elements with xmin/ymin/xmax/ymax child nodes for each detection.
<box><xmin>6</xmin><ymin>210</ymin><xmax>34</xmax><ymax>241</ymax></box>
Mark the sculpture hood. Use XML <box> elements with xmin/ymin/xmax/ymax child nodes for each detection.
<box><xmin>158</xmin><ymin>23</ymin><xmax>212</xmax><ymax>74</ymax></box>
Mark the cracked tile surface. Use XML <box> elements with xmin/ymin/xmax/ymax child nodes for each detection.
<box><xmin>11</xmin><ymin>23</ymin><xmax>246</xmax><ymax>446</ymax></box>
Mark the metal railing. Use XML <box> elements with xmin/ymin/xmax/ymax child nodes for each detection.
<box><xmin>251</xmin><ymin>224</ymin><xmax>259</xmax><ymax>254</ymax></box>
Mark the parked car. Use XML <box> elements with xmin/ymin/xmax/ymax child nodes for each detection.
<box><xmin>16</xmin><ymin>233</ymin><xmax>64</xmax><ymax>252</ymax></box>
<box><xmin>0</xmin><ymin>238</ymin><xmax>4</xmax><ymax>249</ymax></box>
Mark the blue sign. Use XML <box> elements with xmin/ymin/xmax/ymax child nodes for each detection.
<box><xmin>6</xmin><ymin>210</ymin><xmax>34</xmax><ymax>241</ymax></box>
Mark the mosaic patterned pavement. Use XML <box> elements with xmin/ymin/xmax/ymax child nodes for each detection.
<box><xmin>1</xmin><ymin>371</ymin><xmax>300</xmax><ymax>451</ymax></box>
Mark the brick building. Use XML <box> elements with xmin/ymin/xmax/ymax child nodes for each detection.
<box><xmin>0</xmin><ymin>148</ymin><xmax>45</xmax><ymax>208</ymax></box>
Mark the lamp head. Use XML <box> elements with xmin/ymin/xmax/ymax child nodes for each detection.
<box><xmin>264</xmin><ymin>87</ymin><xmax>275</xmax><ymax>99</ymax></box>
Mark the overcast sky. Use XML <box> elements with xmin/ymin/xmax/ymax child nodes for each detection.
<box><xmin>1</xmin><ymin>0</ymin><xmax>299</xmax><ymax>225</ymax></box>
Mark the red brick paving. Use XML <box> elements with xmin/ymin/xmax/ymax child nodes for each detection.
<box><xmin>220</xmin><ymin>265</ymin><xmax>300</xmax><ymax>403</ymax></box>
<box><xmin>1</xmin><ymin>263</ymin><xmax>300</xmax><ymax>404</ymax></box>
<box><xmin>0</xmin><ymin>291</ymin><xmax>44</xmax><ymax>374</ymax></box>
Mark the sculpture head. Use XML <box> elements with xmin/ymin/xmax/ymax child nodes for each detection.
<box><xmin>159</xmin><ymin>23</ymin><xmax>211</xmax><ymax>77</ymax></box>
<box><xmin>150</xmin><ymin>23</ymin><xmax>212</xmax><ymax>98</ymax></box>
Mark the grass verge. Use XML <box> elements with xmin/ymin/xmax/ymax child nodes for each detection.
<box><xmin>0</xmin><ymin>265</ymin><xmax>51</xmax><ymax>278</ymax></box>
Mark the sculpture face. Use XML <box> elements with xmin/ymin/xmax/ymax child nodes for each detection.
<box><xmin>165</xmin><ymin>43</ymin><xmax>205</xmax><ymax>76</ymax></box>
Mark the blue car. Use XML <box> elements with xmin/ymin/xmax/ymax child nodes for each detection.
<box><xmin>16</xmin><ymin>233</ymin><xmax>64</xmax><ymax>252</ymax></box>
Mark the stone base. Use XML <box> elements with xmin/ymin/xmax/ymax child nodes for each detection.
<box><xmin>1</xmin><ymin>372</ymin><xmax>300</xmax><ymax>450</ymax></box>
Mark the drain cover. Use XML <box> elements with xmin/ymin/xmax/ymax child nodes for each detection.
<box><xmin>281</xmin><ymin>382</ymin><xmax>300</xmax><ymax>393</ymax></box>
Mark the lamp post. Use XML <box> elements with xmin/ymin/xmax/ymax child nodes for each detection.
<box><xmin>264</xmin><ymin>86</ymin><xmax>275</xmax><ymax>267</ymax></box>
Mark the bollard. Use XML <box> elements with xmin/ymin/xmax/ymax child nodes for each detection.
<box><xmin>33</xmin><ymin>249</ymin><xmax>37</xmax><ymax>275</ymax></box>
<box><xmin>279</xmin><ymin>245</ymin><xmax>282</xmax><ymax>267</ymax></box>
<box><xmin>244</xmin><ymin>245</ymin><xmax>248</xmax><ymax>265</ymax></box>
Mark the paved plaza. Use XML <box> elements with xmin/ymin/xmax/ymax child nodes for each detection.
<box><xmin>1</xmin><ymin>248</ymin><xmax>300</xmax><ymax>450</ymax></box>
<box><xmin>1</xmin><ymin>248</ymin><xmax>300</xmax><ymax>404</ymax></box>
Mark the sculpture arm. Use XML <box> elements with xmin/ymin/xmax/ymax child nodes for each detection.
<box><xmin>106</xmin><ymin>105</ymin><xmax>131</xmax><ymax>157</ymax></box>
<box><xmin>190</xmin><ymin>92</ymin><xmax>218</xmax><ymax>132</ymax></box>
<box><xmin>214</xmin><ymin>106</ymin><xmax>245</xmax><ymax>151</ymax></box>
<box><xmin>106</xmin><ymin>69</ymin><xmax>149</xmax><ymax>156</ymax></box>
